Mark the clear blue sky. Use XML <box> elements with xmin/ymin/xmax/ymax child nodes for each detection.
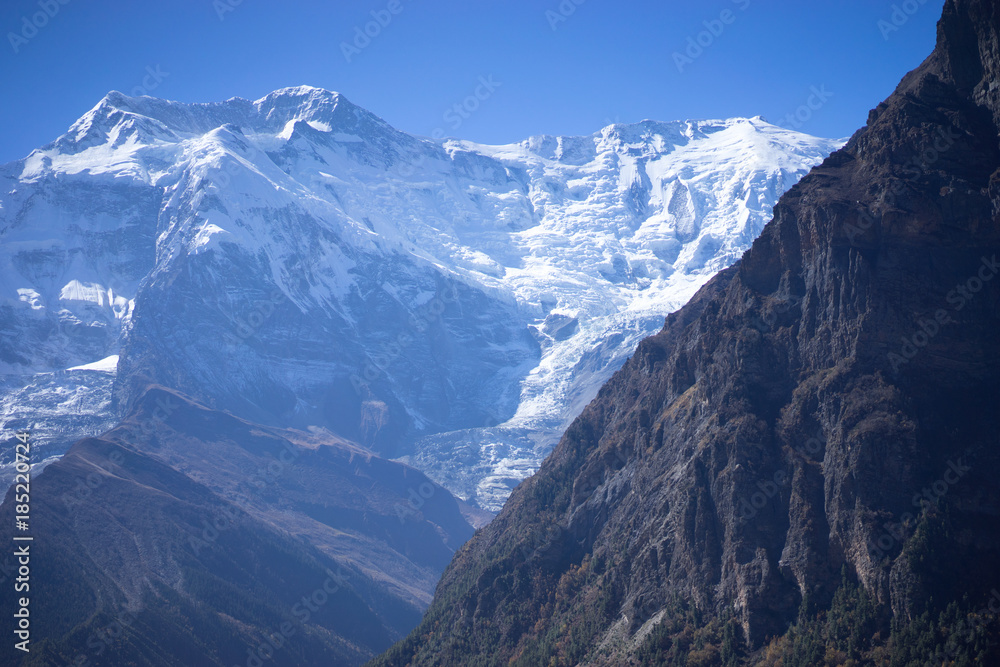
<box><xmin>0</xmin><ymin>0</ymin><xmax>944</xmax><ymax>164</ymax></box>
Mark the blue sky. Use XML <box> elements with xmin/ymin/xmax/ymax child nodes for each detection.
<box><xmin>1</xmin><ymin>0</ymin><xmax>944</xmax><ymax>164</ymax></box>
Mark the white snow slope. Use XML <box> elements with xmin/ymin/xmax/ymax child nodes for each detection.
<box><xmin>0</xmin><ymin>87</ymin><xmax>843</xmax><ymax>507</ymax></box>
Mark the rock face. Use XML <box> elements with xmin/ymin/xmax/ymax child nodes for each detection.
<box><xmin>373</xmin><ymin>1</ymin><xmax>1000</xmax><ymax>664</ymax></box>
<box><xmin>0</xmin><ymin>387</ymin><xmax>485</xmax><ymax>666</ymax></box>
<box><xmin>0</xmin><ymin>88</ymin><xmax>839</xmax><ymax>509</ymax></box>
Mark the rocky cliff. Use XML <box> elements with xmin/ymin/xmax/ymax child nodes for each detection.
<box><xmin>373</xmin><ymin>1</ymin><xmax>1000</xmax><ymax>664</ymax></box>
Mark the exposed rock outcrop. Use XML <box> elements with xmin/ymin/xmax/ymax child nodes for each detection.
<box><xmin>373</xmin><ymin>1</ymin><xmax>1000</xmax><ymax>663</ymax></box>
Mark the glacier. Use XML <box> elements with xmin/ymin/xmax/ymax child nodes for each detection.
<box><xmin>0</xmin><ymin>86</ymin><xmax>843</xmax><ymax>508</ymax></box>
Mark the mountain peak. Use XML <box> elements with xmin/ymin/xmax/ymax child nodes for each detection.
<box><xmin>254</xmin><ymin>84</ymin><xmax>345</xmax><ymax>103</ymax></box>
<box><xmin>252</xmin><ymin>85</ymin><xmax>350</xmax><ymax>116</ymax></box>
<box><xmin>251</xmin><ymin>85</ymin><xmax>369</xmax><ymax>133</ymax></box>
<box><xmin>31</xmin><ymin>85</ymin><xmax>396</xmax><ymax>162</ymax></box>
<box><xmin>89</xmin><ymin>85</ymin><xmax>354</xmax><ymax>124</ymax></box>
<box><xmin>3</xmin><ymin>78</ymin><xmax>841</xmax><ymax>515</ymax></box>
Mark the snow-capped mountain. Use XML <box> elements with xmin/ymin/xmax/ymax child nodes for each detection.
<box><xmin>0</xmin><ymin>86</ymin><xmax>842</xmax><ymax>507</ymax></box>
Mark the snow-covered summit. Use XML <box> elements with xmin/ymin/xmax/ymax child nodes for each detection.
<box><xmin>0</xmin><ymin>87</ymin><xmax>844</xmax><ymax>507</ymax></box>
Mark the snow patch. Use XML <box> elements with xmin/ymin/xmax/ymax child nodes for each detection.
<box><xmin>67</xmin><ymin>355</ymin><xmax>119</xmax><ymax>373</ymax></box>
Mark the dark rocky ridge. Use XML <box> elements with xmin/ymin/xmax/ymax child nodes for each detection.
<box><xmin>0</xmin><ymin>387</ymin><xmax>487</xmax><ymax>666</ymax></box>
<box><xmin>373</xmin><ymin>0</ymin><xmax>1000</xmax><ymax>663</ymax></box>
<box><xmin>0</xmin><ymin>435</ymin><xmax>388</xmax><ymax>666</ymax></box>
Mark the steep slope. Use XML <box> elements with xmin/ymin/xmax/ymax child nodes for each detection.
<box><xmin>0</xmin><ymin>438</ymin><xmax>388</xmax><ymax>666</ymax></box>
<box><xmin>0</xmin><ymin>387</ymin><xmax>485</xmax><ymax>666</ymax></box>
<box><xmin>372</xmin><ymin>1</ymin><xmax>1000</xmax><ymax>664</ymax></box>
<box><xmin>105</xmin><ymin>387</ymin><xmax>486</xmax><ymax>612</ymax></box>
<box><xmin>0</xmin><ymin>90</ymin><xmax>840</xmax><ymax>508</ymax></box>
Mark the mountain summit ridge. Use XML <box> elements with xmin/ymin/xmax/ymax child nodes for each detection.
<box><xmin>0</xmin><ymin>86</ymin><xmax>841</xmax><ymax>507</ymax></box>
